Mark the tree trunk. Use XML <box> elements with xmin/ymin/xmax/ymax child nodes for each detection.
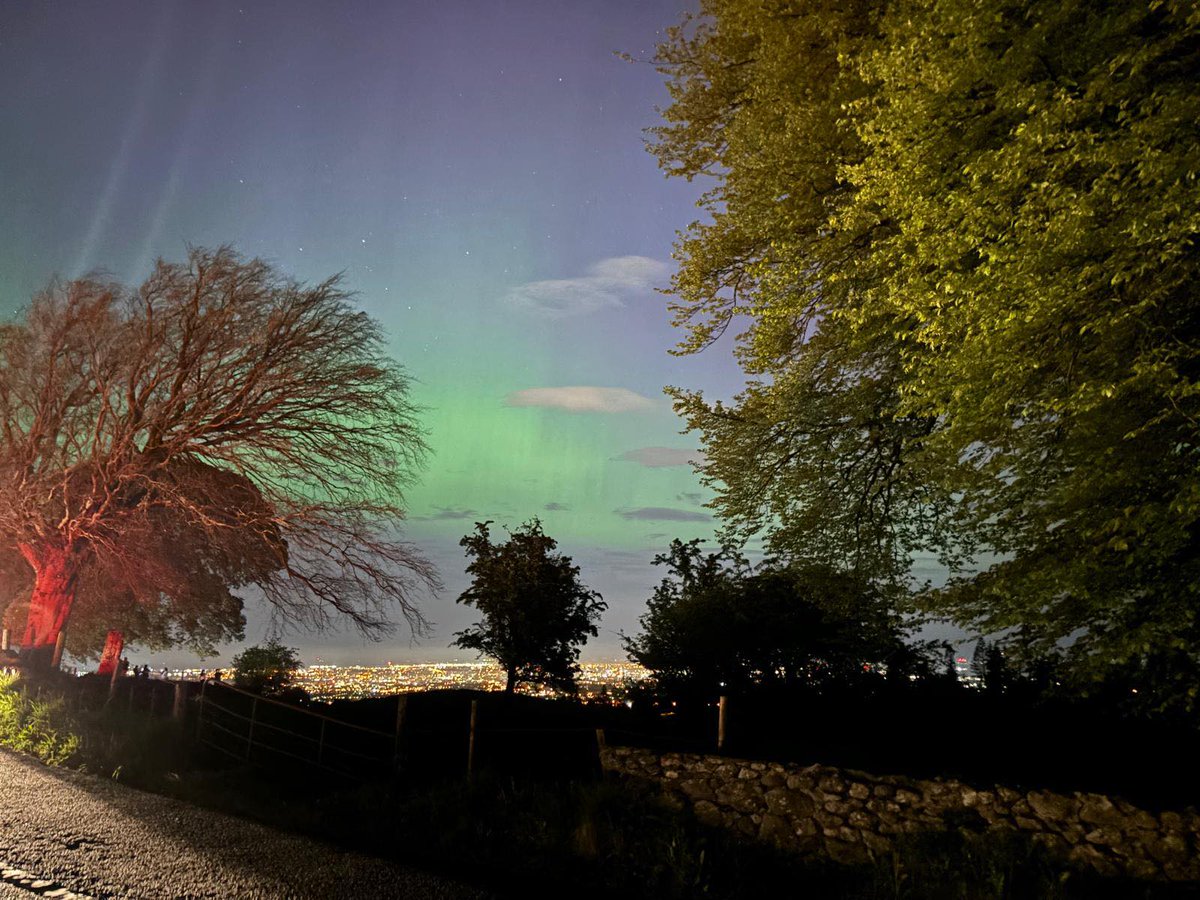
<box><xmin>20</xmin><ymin>543</ymin><xmax>80</xmax><ymax>671</ymax></box>
<box><xmin>97</xmin><ymin>630</ymin><xmax>124</xmax><ymax>676</ymax></box>
<box><xmin>504</xmin><ymin>665</ymin><xmax>516</xmax><ymax>695</ymax></box>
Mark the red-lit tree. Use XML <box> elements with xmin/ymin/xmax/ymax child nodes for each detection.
<box><xmin>0</xmin><ymin>247</ymin><xmax>437</xmax><ymax>669</ymax></box>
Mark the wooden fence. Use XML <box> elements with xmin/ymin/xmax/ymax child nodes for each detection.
<box><xmin>194</xmin><ymin>686</ymin><xmax>610</xmax><ymax>782</ymax></box>
<box><xmin>195</xmin><ymin>681</ymin><xmax>400</xmax><ymax>780</ymax></box>
<box><xmin>24</xmin><ymin>671</ymin><xmax>183</xmax><ymax>719</ymax></box>
<box><xmin>32</xmin><ymin>670</ymin><xmax>733</xmax><ymax>783</ymax></box>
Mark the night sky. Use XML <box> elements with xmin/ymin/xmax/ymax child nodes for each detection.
<box><xmin>0</xmin><ymin>0</ymin><xmax>764</xmax><ymax>665</ymax></box>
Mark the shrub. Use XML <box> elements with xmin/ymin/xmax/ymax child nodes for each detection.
<box><xmin>0</xmin><ymin>673</ymin><xmax>80</xmax><ymax>765</ymax></box>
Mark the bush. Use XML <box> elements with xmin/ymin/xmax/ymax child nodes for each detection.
<box><xmin>0</xmin><ymin>673</ymin><xmax>80</xmax><ymax>765</ymax></box>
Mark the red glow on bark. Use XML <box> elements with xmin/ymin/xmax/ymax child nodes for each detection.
<box><xmin>97</xmin><ymin>630</ymin><xmax>124</xmax><ymax>675</ymax></box>
<box><xmin>20</xmin><ymin>544</ymin><xmax>79</xmax><ymax>659</ymax></box>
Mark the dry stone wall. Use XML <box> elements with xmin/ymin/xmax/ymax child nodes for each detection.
<box><xmin>600</xmin><ymin>746</ymin><xmax>1200</xmax><ymax>882</ymax></box>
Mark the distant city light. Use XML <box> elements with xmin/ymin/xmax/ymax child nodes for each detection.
<box><xmin>182</xmin><ymin>661</ymin><xmax>656</xmax><ymax>703</ymax></box>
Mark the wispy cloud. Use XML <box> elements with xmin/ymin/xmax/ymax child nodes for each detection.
<box><xmin>676</xmin><ymin>492</ymin><xmax>705</xmax><ymax>504</ymax></box>
<box><xmin>544</xmin><ymin>502</ymin><xmax>570</xmax><ymax>511</ymax></box>
<box><xmin>415</xmin><ymin>506</ymin><xmax>479</xmax><ymax>521</ymax></box>
<box><xmin>616</xmin><ymin>506</ymin><xmax>712</xmax><ymax>522</ymax></box>
<box><xmin>505</xmin><ymin>386</ymin><xmax>655</xmax><ymax>414</ymax></box>
<box><xmin>616</xmin><ymin>447</ymin><xmax>705</xmax><ymax>468</ymax></box>
<box><xmin>503</xmin><ymin>255</ymin><xmax>670</xmax><ymax>318</ymax></box>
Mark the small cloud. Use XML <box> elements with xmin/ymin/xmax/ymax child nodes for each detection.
<box><xmin>505</xmin><ymin>278</ymin><xmax>622</xmax><ymax>317</ymax></box>
<box><xmin>544</xmin><ymin>502</ymin><xmax>570</xmax><ymax>511</ymax></box>
<box><xmin>416</xmin><ymin>506</ymin><xmax>479</xmax><ymax>521</ymax></box>
<box><xmin>503</xmin><ymin>255</ymin><xmax>669</xmax><ymax>318</ymax></box>
<box><xmin>505</xmin><ymin>386</ymin><xmax>655</xmax><ymax>414</ymax></box>
<box><xmin>587</xmin><ymin>255</ymin><xmax>670</xmax><ymax>285</ymax></box>
<box><xmin>616</xmin><ymin>506</ymin><xmax>712</xmax><ymax>522</ymax></box>
<box><xmin>616</xmin><ymin>447</ymin><xmax>705</xmax><ymax>468</ymax></box>
<box><xmin>676</xmin><ymin>492</ymin><xmax>704</xmax><ymax>504</ymax></box>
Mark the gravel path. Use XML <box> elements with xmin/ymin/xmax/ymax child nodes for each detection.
<box><xmin>0</xmin><ymin>749</ymin><xmax>494</xmax><ymax>899</ymax></box>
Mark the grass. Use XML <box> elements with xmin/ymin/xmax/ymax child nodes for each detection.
<box><xmin>0</xmin><ymin>673</ymin><xmax>80</xmax><ymax>765</ymax></box>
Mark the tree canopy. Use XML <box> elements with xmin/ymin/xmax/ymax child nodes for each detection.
<box><xmin>624</xmin><ymin>539</ymin><xmax>922</xmax><ymax>700</ymax></box>
<box><xmin>231</xmin><ymin>639</ymin><xmax>304</xmax><ymax>696</ymax></box>
<box><xmin>0</xmin><ymin>247</ymin><xmax>437</xmax><ymax>666</ymax></box>
<box><xmin>652</xmin><ymin>0</ymin><xmax>1200</xmax><ymax>698</ymax></box>
<box><xmin>453</xmin><ymin>519</ymin><xmax>605</xmax><ymax>694</ymax></box>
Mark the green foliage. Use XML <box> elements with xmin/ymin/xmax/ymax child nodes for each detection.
<box><xmin>652</xmin><ymin>0</ymin><xmax>1200</xmax><ymax>704</ymax></box>
<box><xmin>624</xmin><ymin>539</ymin><xmax>926</xmax><ymax>699</ymax></box>
<box><xmin>453</xmin><ymin>519</ymin><xmax>605</xmax><ymax>694</ymax></box>
<box><xmin>0</xmin><ymin>674</ymin><xmax>79</xmax><ymax>765</ymax></box>
<box><xmin>653</xmin><ymin>0</ymin><xmax>951</xmax><ymax>592</ymax></box>
<box><xmin>231</xmin><ymin>639</ymin><xmax>303</xmax><ymax>695</ymax></box>
<box><xmin>71</xmin><ymin>702</ymin><xmax>190</xmax><ymax>785</ymax></box>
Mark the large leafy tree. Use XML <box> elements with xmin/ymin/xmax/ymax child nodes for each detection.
<box><xmin>653</xmin><ymin>0</ymin><xmax>960</xmax><ymax>593</ymax></box>
<box><xmin>453</xmin><ymin>519</ymin><xmax>605</xmax><ymax>695</ymax></box>
<box><xmin>0</xmin><ymin>247</ymin><xmax>437</xmax><ymax>668</ymax></box>
<box><xmin>848</xmin><ymin>0</ymin><xmax>1200</xmax><ymax>696</ymax></box>
<box><xmin>652</xmin><ymin>0</ymin><xmax>1200</xmax><ymax>698</ymax></box>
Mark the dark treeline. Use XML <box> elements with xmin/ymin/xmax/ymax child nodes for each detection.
<box><xmin>617</xmin><ymin>538</ymin><xmax>1200</xmax><ymax>809</ymax></box>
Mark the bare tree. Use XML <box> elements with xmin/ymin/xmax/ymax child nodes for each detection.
<box><xmin>0</xmin><ymin>247</ymin><xmax>438</xmax><ymax>668</ymax></box>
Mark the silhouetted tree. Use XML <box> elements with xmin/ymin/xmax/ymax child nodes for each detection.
<box><xmin>624</xmin><ymin>539</ymin><xmax>917</xmax><ymax>701</ymax></box>
<box><xmin>971</xmin><ymin>639</ymin><xmax>1014</xmax><ymax>695</ymax></box>
<box><xmin>231</xmin><ymin>639</ymin><xmax>303</xmax><ymax>696</ymax></box>
<box><xmin>0</xmin><ymin>247</ymin><xmax>437</xmax><ymax>669</ymax></box>
<box><xmin>453</xmin><ymin>519</ymin><xmax>605</xmax><ymax>695</ymax></box>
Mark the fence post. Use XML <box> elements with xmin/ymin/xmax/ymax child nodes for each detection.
<box><xmin>393</xmin><ymin>694</ymin><xmax>408</xmax><ymax>769</ymax></box>
<box><xmin>172</xmin><ymin>681</ymin><xmax>187</xmax><ymax>721</ymax></box>
<box><xmin>595</xmin><ymin>728</ymin><xmax>607</xmax><ymax>776</ymax></box>
<box><xmin>196</xmin><ymin>678</ymin><xmax>208</xmax><ymax>742</ymax></box>
<box><xmin>0</xmin><ymin>627</ymin><xmax>8</xmax><ymax>651</ymax></box>
<box><xmin>717</xmin><ymin>695</ymin><xmax>728</xmax><ymax>752</ymax></box>
<box><xmin>107</xmin><ymin>661</ymin><xmax>120</xmax><ymax>703</ymax></box>
<box><xmin>466</xmin><ymin>699</ymin><xmax>478</xmax><ymax>781</ymax></box>
<box><xmin>245</xmin><ymin>696</ymin><xmax>258</xmax><ymax>762</ymax></box>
